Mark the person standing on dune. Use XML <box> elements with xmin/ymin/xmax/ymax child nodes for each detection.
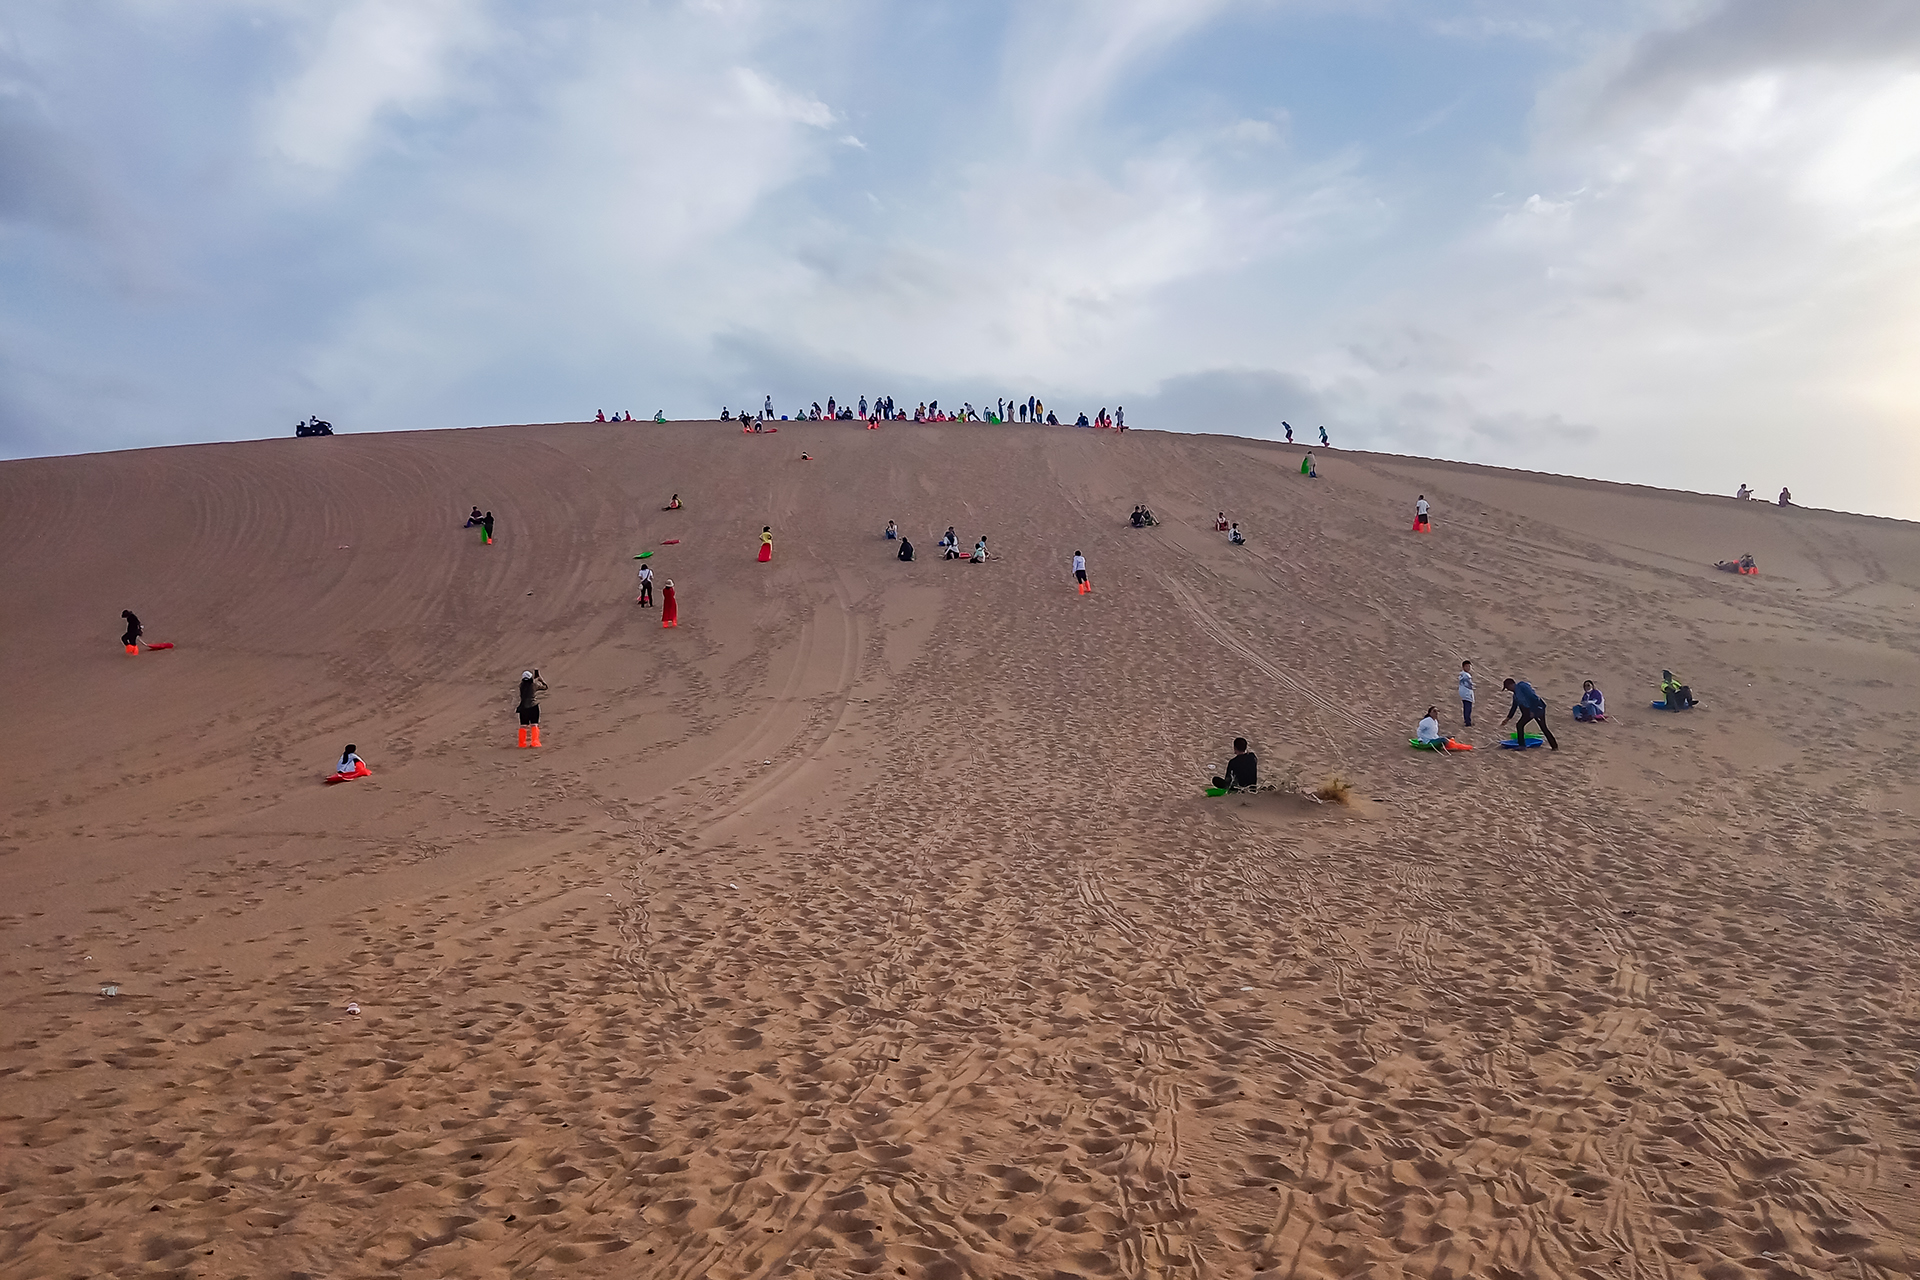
<box><xmin>1458</xmin><ymin>659</ymin><xmax>1475</xmax><ymax>727</ymax></box>
<box><xmin>1072</xmin><ymin>551</ymin><xmax>1090</xmax><ymax>593</ymax></box>
<box><xmin>758</xmin><ymin>527</ymin><xmax>773</xmax><ymax>562</ymax></box>
<box><xmin>636</xmin><ymin>563</ymin><xmax>654</xmax><ymax>607</ymax></box>
<box><xmin>481</xmin><ymin>511</ymin><xmax>494</xmax><ymax>545</ymax></box>
<box><xmin>120</xmin><ymin>609</ymin><xmax>142</xmax><ymax>655</ymax></box>
<box><xmin>1500</xmin><ymin>677</ymin><xmax>1558</xmax><ymax>750</ymax></box>
<box><xmin>661</xmin><ymin>579</ymin><xmax>678</xmax><ymax>627</ymax></box>
<box><xmin>516</xmin><ymin>670</ymin><xmax>546</xmax><ymax>748</ymax></box>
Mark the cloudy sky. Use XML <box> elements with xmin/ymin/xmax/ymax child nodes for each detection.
<box><xmin>3</xmin><ymin>1</ymin><xmax>1917</xmax><ymax>517</ymax></box>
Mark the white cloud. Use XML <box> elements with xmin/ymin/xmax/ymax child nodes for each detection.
<box><xmin>262</xmin><ymin>0</ymin><xmax>483</xmax><ymax>171</ymax></box>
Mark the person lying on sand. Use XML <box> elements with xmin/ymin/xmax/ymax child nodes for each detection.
<box><xmin>1416</xmin><ymin>708</ymin><xmax>1448</xmax><ymax>747</ymax></box>
<box><xmin>1715</xmin><ymin>552</ymin><xmax>1758</xmax><ymax>573</ymax></box>
<box><xmin>1212</xmin><ymin>737</ymin><xmax>1258</xmax><ymax>791</ymax></box>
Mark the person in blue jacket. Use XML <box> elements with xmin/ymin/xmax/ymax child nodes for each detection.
<box><xmin>1500</xmin><ymin>677</ymin><xmax>1559</xmax><ymax>750</ymax></box>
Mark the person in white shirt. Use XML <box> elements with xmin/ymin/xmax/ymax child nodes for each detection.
<box><xmin>1415</xmin><ymin>495</ymin><xmax>1431</xmax><ymax>531</ymax></box>
<box><xmin>1416</xmin><ymin>708</ymin><xmax>1446</xmax><ymax>746</ymax></box>
<box><xmin>332</xmin><ymin>744</ymin><xmax>368</xmax><ymax>777</ymax></box>
<box><xmin>1735</xmin><ymin>484</ymin><xmax>1751</xmax><ymax>500</ymax></box>
<box><xmin>1229</xmin><ymin>523</ymin><xmax>1245</xmax><ymax>545</ymax></box>
<box><xmin>1458</xmin><ymin>659</ymin><xmax>1475</xmax><ymax>727</ymax></box>
<box><xmin>1072</xmin><ymin>551</ymin><xmax>1089</xmax><ymax>593</ymax></box>
<box><xmin>636</xmin><ymin>563</ymin><xmax>654</xmax><ymax>607</ymax></box>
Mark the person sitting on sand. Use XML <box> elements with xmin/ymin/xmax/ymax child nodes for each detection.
<box><xmin>970</xmin><ymin>537</ymin><xmax>988</xmax><ymax>563</ymax></box>
<box><xmin>1215</xmin><ymin>512</ymin><xmax>1229</xmax><ymax>531</ymax></box>
<box><xmin>1736</xmin><ymin>483</ymin><xmax>1751</xmax><ymax>500</ymax></box>
<box><xmin>332</xmin><ymin>744</ymin><xmax>369</xmax><ymax>779</ymax></box>
<box><xmin>1416</xmin><ymin>707</ymin><xmax>1448</xmax><ymax>747</ymax></box>
<box><xmin>464</xmin><ymin>506</ymin><xmax>484</xmax><ymax>527</ymax></box>
<box><xmin>1778</xmin><ymin>487</ymin><xmax>1792</xmax><ymax>507</ymax></box>
<box><xmin>898</xmin><ymin>537</ymin><xmax>914</xmax><ymax>562</ymax></box>
<box><xmin>884</xmin><ymin>521</ymin><xmax>898</xmax><ymax>540</ymax></box>
<box><xmin>1741</xmin><ymin>552</ymin><xmax>1756</xmax><ymax>572</ymax></box>
<box><xmin>1229</xmin><ymin>523</ymin><xmax>1245</xmax><ymax>545</ymax></box>
<box><xmin>1659</xmin><ymin>670</ymin><xmax>1694</xmax><ymax>710</ymax></box>
<box><xmin>1141</xmin><ymin>507</ymin><xmax>1158</xmax><ymax>526</ymax></box>
<box><xmin>1572</xmin><ymin>680</ymin><xmax>1606</xmax><ymax>721</ymax></box>
<box><xmin>1130</xmin><ymin>506</ymin><xmax>1146</xmax><ymax>528</ymax></box>
<box><xmin>665</xmin><ymin>494</ymin><xmax>682</xmax><ymax>510</ymax></box>
<box><xmin>1212</xmin><ymin>737</ymin><xmax>1258</xmax><ymax>791</ymax></box>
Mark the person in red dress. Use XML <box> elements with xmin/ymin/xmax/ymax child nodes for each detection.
<box><xmin>758</xmin><ymin>527</ymin><xmax>773</xmax><ymax>562</ymax></box>
<box><xmin>661</xmin><ymin>579</ymin><xmax>678</xmax><ymax>628</ymax></box>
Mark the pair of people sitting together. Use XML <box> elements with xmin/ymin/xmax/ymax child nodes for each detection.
<box><xmin>1129</xmin><ymin>505</ymin><xmax>1159</xmax><ymax>527</ymax></box>
<box><xmin>1713</xmin><ymin>553</ymin><xmax>1758</xmax><ymax>574</ymax></box>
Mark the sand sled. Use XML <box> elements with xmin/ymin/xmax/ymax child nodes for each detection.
<box><xmin>633</xmin><ymin>551</ymin><xmax>653</xmax><ymax>559</ymax></box>
<box><xmin>142</xmin><ymin>641</ymin><xmax>175</xmax><ymax>651</ymax></box>
<box><xmin>325</xmin><ymin>763</ymin><xmax>372</xmax><ymax>785</ymax></box>
<box><xmin>1409</xmin><ymin>738</ymin><xmax>1472</xmax><ymax>751</ymax></box>
<box><xmin>1497</xmin><ymin>735</ymin><xmax>1546</xmax><ymax>750</ymax></box>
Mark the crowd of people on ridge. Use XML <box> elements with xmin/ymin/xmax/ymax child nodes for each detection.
<box><xmin>718</xmin><ymin>396</ymin><xmax>1130</xmax><ymax>430</ymax></box>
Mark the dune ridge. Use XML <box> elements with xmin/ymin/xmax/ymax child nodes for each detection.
<box><xmin>2</xmin><ymin>419</ymin><xmax>1917</xmax><ymax>1279</ymax></box>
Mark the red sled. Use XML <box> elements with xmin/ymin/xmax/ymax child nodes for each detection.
<box><xmin>325</xmin><ymin>764</ymin><xmax>372</xmax><ymax>785</ymax></box>
<box><xmin>144</xmin><ymin>641</ymin><xmax>175</xmax><ymax>650</ymax></box>
<box><xmin>661</xmin><ymin>539</ymin><xmax>681</xmax><ymax>545</ymax></box>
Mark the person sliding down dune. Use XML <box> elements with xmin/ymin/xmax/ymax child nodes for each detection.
<box><xmin>330</xmin><ymin>744</ymin><xmax>370</xmax><ymax>780</ymax></box>
<box><xmin>1416</xmin><ymin>707</ymin><xmax>1449</xmax><ymax>748</ymax></box>
<box><xmin>1212</xmin><ymin>737</ymin><xmax>1258</xmax><ymax>792</ymax></box>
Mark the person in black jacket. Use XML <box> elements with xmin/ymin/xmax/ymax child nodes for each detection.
<box><xmin>1212</xmin><ymin>737</ymin><xmax>1258</xmax><ymax>791</ymax></box>
<box><xmin>897</xmin><ymin>538</ymin><xmax>914</xmax><ymax>562</ymax></box>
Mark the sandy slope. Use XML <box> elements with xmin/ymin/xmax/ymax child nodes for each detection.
<box><xmin>1</xmin><ymin>420</ymin><xmax>1917</xmax><ymax>1279</ymax></box>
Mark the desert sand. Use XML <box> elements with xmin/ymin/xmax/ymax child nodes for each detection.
<box><xmin>2</xmin><ymin>420</ymin><xmax>1917</xmax><ymax>1279</ymax></box>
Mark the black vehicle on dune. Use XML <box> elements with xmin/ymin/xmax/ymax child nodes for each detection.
<box><xmin>295</xmin><ymin>416</ymin><xmax>334</xmax><ymax>437</ymax></box>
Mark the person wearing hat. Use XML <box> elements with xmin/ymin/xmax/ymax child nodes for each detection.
<box><xmin>516</xmin><ymin>669</ymin><xmax>547</xmax><ymax>747</ymax></box>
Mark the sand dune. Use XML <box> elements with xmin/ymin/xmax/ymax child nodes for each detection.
<box><xmin>2</xmin><ymin>420</ymin><xmax>1917</xmax><ymax>1278</ymax></box>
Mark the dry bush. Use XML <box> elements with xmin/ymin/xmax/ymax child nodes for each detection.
<box><xmin>1313</xmin><ymin>775</ymin><xmax>1354</xmax><ymax>806</ymax></box>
